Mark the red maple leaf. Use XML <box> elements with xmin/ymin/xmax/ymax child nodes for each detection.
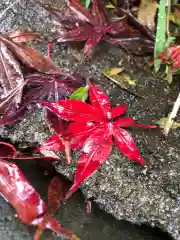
<box><xmin>43</xmin><ymin>0</ymin><xmax>154</xmax><ymax>56</ymax></box>
<box><xmin>166</xmin><ymin>45</ymin><xmax>180</xmax><ymax>72</ymax></box>
<box><xmin>0</xmin><ymin>142</ymin><xmax>79</xmax><ymax>240</ymax></box>
<box><xmin>158</xmin><ymin>45</ymin><xmax>180</xmax><ymax>72</ymax></box>
<box><xmin>40</xmin><ymin>83</ymin><xmax>156</xmax><ymax>198</ymax></box>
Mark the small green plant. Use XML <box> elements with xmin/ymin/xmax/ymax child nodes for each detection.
<box><xmin>81</xmin><ymin>0</ymin><xmax>91</xmax><ymax>8</ymax></box>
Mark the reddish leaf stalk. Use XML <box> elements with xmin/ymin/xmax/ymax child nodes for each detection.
<box><xmin>87</xmin><ymin>200</ymin><xmax>92</xmax><ymax>214</ymax></box>
<box><xmin>47</xmin><ymin>41</ymin><xmax>51</xmax><ymax>58</ymax></box>
<box><xmin>34</xmin><ymin>177</ymin><xmax>63</xmax><ymax>240</ymax></box>
<box><xmin>61</xmin><ymin>137</ymin><xmax>71</xmax><ymax>164</ymax></box>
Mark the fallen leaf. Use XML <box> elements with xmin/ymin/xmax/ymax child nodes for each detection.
<box><xmin>138</xmin><ymin>0</ymin><xmax>158</xmax><ymax>31</ymax></box>
<box><xmin>45</xmin><ymin>109</ymin><xmax>71</xmax><ymax>164</ymax></box>
<box><xmin>108</xmin><ymin>67</ymin><xmax>124</xmax><ymax>75</ymax></box>
<box><xmin>7</xmin><ymin>29</ymin><xmax>40</xmax><ymax>43</ymax></box>
<box><xmin>0</xmin><ymin>81</ymin><xmax>26</xmax><ymax>115</ymax></box>
<box><xmin>156</xmin><ymin>117</ymin><xmax>180</xmax><ymax>129</ymax></box>
<box><xmin>40</xmin><ymin>83</ymin><xmax>156</xmax><ymax>198</ymax></box>
<box><xmin>0</xmin><ymin>159</ymin><xmax>79</xmax><ymax>240</ymax></box>
<box><xmin>0</xmin><ymin>35</ymin><xmax>63</xmax><ymax>74</ymax></box>
<box><xmin>41</xmin><ymin>0</ymin><xmax>152</xmax><ymax>57</ymax></box>
<box><xmin>105</xmin><ymin>3</ymin><xmax>115</xmax><ymax>9</ymax></box>
<box><xmin>103</xmin><ymin>67</ymin><xmax>136</xmax><ymax>89</ymax></box>
<box><xmin>34</xmin><ymin>176</ymin><xmax>72</xmax><ymax>240</ymax></box>
<box><xmin>0</xmin><ymin>73</ymin><xmax>85</xmax><ymax>126</ymax></box>
<box><xmin>70</xmin><ymin>86</ymin><xmax>89</xmax><ymax>101</ymax></box>
<box><xmin>116</xmin><ymin>8</ymin><xmax>155</xmax><ymax>41</ymax></box>
<box><xmin>157</xmin><ymin>44</ymin><xmax>180</xmax><ymax>73</ymax></box>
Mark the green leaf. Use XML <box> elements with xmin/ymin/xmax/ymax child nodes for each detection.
<box><xmin>72</xmin><ymin>163</ymin><xmax>76</xmax><ymax>174</ymax></box>
<box><xmin>81</xmin><ymin>0</ymin><xmax>91</xmax><ymax>8</ymax></box>
<box><xmin>106</xmin><ymin>3</ymin><xmax>115</xmax><ymax>9</ymax></box>
<box><xmin>154</xmin><ymin>0</ymin><xmax>166</xmax><ymax>72</ymax></box>
<box><xmin>70</xmin><ymin>86</ymin><xmax>89</xmax><ymax>102</ymax></box>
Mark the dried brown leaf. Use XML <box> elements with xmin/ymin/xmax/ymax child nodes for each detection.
<box><xmin>0</xmin><ymin>35</ymin><xmax>63</xmax><ymax>74</ymax></box>
<box><xmin>8</xmin><ymin>29</ymin><xmax>40</xmax><ymax>43</ymax></box>
<box><xmin>137</xmin><ymin>0</ymin><xmax>158</xmax><ymax>31</ymax></box>
<box><xmin>108</xmin><ymin>67</ymin><xmax>124</xmax><ymax>75</ymax></box>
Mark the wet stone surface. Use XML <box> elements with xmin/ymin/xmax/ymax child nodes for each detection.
<box><xmin>0</xmin><ymin>1</ymin><xmax>180</xmax><ymax>240</ymax></box>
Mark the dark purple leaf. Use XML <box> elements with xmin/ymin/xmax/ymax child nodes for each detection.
<box><xmin>44</xmin><ymin>0</ymin><xmax>153</xmax><ymax>57</ymax></box>
<box><xmin>0</xmin><ymin>142</ymin><xmax>16</xmax><ymax>158</ymax></box>
<box><xmin>0</xmin><ymin>73</ymin><xmax>85</xmax><ymax>126</ymax></box>
<box><xmin>67</xmin><ymin>0</ymin><xmax>96</xmax><ymax>24</ymax></box>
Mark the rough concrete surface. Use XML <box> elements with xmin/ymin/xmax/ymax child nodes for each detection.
<box><xmin>0</xmin><ymin>1</ymin><xmax>180</xmax><ymax>240</ymax></box>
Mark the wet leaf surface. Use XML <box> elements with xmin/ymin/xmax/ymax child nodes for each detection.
<box><xmin>0</xmin><ymin>35</ymin><xmax>63</xmax><ymax>74</ymax></box>
<box><xmin>40</xmin><ymin>83</ymin><xmax>156</xmax><ymax>197</ymax></box>
<box><xmin>0</xmin><ymin>159</ymin><xmax>79</xmax><ymax>240</ymax></box>
<box><xmin>0</xmin><ymin>73</ymin><xmax>85</xmax><ymax>125</ymax></box>
<box><xmin>42</xmin><ymin>0</ymin><xmax>154</xmax><ymax>57</ymax></box>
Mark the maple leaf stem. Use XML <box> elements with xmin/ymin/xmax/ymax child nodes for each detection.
<box><xmin>47</xmin><ymin>41</ymin><xmax>51</xmax><ymax>58</ymax></box>
<box><xmin>34</xmin><ymin>215</ymin><xmax>51</xmax><ymax>240</ymax></box>
<box><xmin>60</xmin><ymin>137</ymin><xmax>71</xmax><ymax>164</ymax></box>
<box><xmin>65</xmin><ymin>189</ymin><xmax>74</xmax><ymax>200</ymax></box>
<box><xmin>33</xmin><ymin>227</ymin><xmax>43</xmax><ymax>240</ymax></box>
<box><xmin>0</xmin><ymin>0</ymin><xmax>21</xmax><ymax>19</ymax></box>
<box><xmin>51</xmin><ymin>73</ymin><xmax>59</xmax><ymax>101</ymax></box>
<box><xmin>86</xmin><ymin>200</ymin><xmax>92</xmax><ymax>214</ymax></box>
<box><xmin>59</xmin><ymin>228</ymin><xmax>80</xmax><ymax>240</ymax></box>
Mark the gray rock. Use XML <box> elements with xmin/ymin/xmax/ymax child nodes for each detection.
<box><xmin>0</xmin><ymin>1</ymin><xmax>180</xmax><ymax>240</ymax></box>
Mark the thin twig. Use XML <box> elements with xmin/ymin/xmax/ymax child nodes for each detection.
<box><xmin>61</xmin><ymin>138</ymin><xmax>71</xmax><ymax>164</ymax></box>
<box><xmin>0</xmin><ymin>0</ymin><xmax>21</xmax><ymax>19</ymax></box>
<box><xmin>163</xmin><ymin>92</ymin><xmax>180</xmax><ymax>136</ymax></box>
